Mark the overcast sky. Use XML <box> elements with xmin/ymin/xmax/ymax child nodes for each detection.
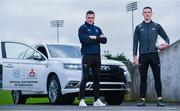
<box><xmin>0</xmin><ymin>0</ymin><xmax>180</xmax><ymax>61</ymax></box>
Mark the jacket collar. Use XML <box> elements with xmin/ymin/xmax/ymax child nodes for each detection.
<box><xmin>85</xmin><ymin>21</ymin><xmax>94</xmax><ymax>26</ymax></box>
<box><xmin>143</xmin><ymin>20</ymin><xmax>153</xmax><ymax>24</ymax></box>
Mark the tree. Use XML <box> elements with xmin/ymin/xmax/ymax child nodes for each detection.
<box><xmin>104</xmin><ymin>51</ymin><xmax>130</xmax><ymax>61</ymax></box>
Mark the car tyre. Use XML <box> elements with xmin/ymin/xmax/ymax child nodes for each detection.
<box><xmin>12</xmin><ymin>90</ymin><xmax>27</xmax><ymax>104</ymax></box>
<box><xmin>47</xmin><ymin>75</ymin><xmax>63</xmax><ymax>104</ymax></box>
<box><xmin>105</xmin><ymin>92</ymin><xmax>124</xmax><ymax>105</ymax></box>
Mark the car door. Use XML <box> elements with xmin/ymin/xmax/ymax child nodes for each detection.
<box><xmin>2</xmin><ymin>42</ymin><xmax>47</xmax><ymax>91</ymax></box>
<box><xmin>0</xmin><ymin>42</ymin><xmax>2</xmax><ymax>89</ymax></box>
<box><xmin>0</xmin><ymin>62</ymin><xmax>2</xmax><ymax>89</ymax></box>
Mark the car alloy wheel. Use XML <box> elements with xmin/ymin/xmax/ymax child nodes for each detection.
<box><xmin>12</xmin><ymin>90</ymin><xmax>27</xmax><ymax>104</ymax></box>
<box><xmin>12</xmin><ymin>90</ymin><xmax>20</xmax><ymax>104</ymax></box>
<box><xmin>48</xmin><ymin>79</ymin><xmax>59</xmax><ymax>103</ymax></box>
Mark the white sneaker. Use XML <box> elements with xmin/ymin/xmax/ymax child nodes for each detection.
<box><xmin>93</xmin><ymin>99</ymin><xmax>106</xmax><ymax>106</ymax></box>
<box><xmin>79</xmin><ymin>99</ymin><xmax>87</xmax><ymax>107</ymax></box>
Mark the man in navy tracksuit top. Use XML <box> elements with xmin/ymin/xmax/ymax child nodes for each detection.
<box><xmin>78</xmin><ymin>10</ymin><xmax>107</xmax><ymax>107</ymax></box>
<box><xmin>133</xmin><ymin>7</ymin><xmax>170</xmax><ymax>106</ymax></box>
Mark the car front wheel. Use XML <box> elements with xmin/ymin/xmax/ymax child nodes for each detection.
<box><xmin>105</xmin><ymin>92</ymin><xmax>125</xmax><ymax>105</ymax></box>
<box><xmin>47</xmin><ymin>75</ymin><xmax>63</xmax><ymax>104</ymax></box>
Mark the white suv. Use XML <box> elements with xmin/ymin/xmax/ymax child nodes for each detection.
<box><xmin>0</xmin><ymin>41</ymin><xmax>131</xmax><ymax>105</ymax></box>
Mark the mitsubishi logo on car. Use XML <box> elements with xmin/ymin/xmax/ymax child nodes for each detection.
<box><xmin>101</xmin><ymin>65</ymin><xmax>111</xmax><ymax>71</ymax></box>
<box><xmin>28</xmin><ymin>69</ymin><xmax>36</xmax><ymax>77</ymax></box>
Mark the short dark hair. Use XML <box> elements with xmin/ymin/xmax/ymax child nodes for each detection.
<box><xmin>86</xmin><ymin>10</ymin><xmax>95</xmax><ymax>16</ymax></box>
<box><xmin>143</xmin><ymin>6</ymin><xmax>152</xmax><ymax>12</ymax></box>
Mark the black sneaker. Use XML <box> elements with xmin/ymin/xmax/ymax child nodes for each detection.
<box><xmin>137</xmin><ymin>99</ymin><xmax>145</xmax><ymax>106</ymax></box>
<box><xmin>157</xmin><ymin>99</ymin><xmax>165</xmax><ymax>106</ymax></box>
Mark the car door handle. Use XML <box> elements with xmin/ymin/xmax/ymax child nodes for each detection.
<box><xmin>4</xmin><ymin>64</ymin><xmax>14</xmax><ymax>68</ymax></box>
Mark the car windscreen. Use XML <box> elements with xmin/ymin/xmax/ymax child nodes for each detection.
<box><xmin>47</xmin><ymin>45</ymin><xmax>81</xmax><ymax>58</ymax></box>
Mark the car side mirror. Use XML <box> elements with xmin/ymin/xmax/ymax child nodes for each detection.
<box><xmin>33</xmin><ymin>52</ymin><xmax>42</xmax><ymax>61</ymax></box>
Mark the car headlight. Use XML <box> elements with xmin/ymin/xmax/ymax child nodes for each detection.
<box><xmin>119</xmin><ymin>65</ymin><xmax>128</xmax><ymax>72</ymax></box>
<box><xmin>63</xmin><ymin>63</ymin><xmax>82</xmax><ymax>70</ymax></box>
<box><xmin>119</xmin><ymin>65</ymin><xmax>131</xmax><ymax>82</ymax></box>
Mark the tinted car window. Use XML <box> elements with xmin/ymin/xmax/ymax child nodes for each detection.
<box><xmin>36</xmin><ymin>46</ymin><xmax>48</xmax><ymax>58</ymax></box>
<box><xmin>47</xmin><ymin>45</ymin><xmax>81</xmax><ymax>58</ymax></box>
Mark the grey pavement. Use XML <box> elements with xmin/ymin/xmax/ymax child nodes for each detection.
<box><xmin>0</xmin><ymin>102</ymin><xmax>180</xmax><ymax>111</ymax></box>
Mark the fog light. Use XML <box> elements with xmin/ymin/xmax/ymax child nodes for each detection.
<box><xmin>65</xmin><ymin>81</ymin><xmax>80</xmax><ymax>88</ymax></box>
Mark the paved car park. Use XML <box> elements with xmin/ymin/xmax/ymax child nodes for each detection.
<box><xmin>0</xmin><ymin>102</ymin><xmax>180</xmax><ymax>111</ymax></box>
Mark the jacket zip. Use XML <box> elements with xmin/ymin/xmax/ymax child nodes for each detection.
<box><xmin>147</xmin><ymin>24</ymin><xmax>150</xmax><ymax>51</ymax></box>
